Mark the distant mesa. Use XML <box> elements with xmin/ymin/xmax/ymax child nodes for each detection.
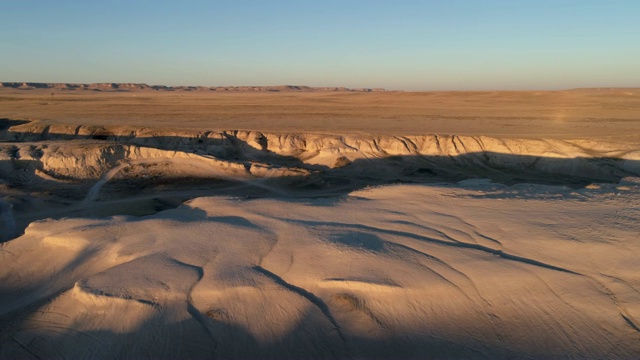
<box><xmin>0</xmin><ymin>82</ymin><xmax>387</xmax><ymax>93</ymax></box>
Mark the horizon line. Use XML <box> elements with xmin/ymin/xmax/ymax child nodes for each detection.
<box><xmin>2</xmin><ymin>81</ymin><xmax>640</xmax><ymax>93</ymax></box>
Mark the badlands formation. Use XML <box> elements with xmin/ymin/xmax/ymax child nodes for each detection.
<box><xmin>1</xmin><ymin>87</ymin><xmax>640</xmax><ymax>359</ymax></box>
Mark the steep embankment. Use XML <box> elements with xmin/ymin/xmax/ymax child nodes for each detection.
<box><xmin>1</xmin><ymin>120</ymin><xmax>639</xmax><ymax>241</ymax></box>
<box><xmin>3</xmin><ymin>121</ymin><xmax>640</xmax><ymax>184</ymax></box>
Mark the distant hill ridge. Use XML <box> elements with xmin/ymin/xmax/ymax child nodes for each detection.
<box><xmin>0</xmin><ymin>82</ymin><xmax>387</xmax><ymax>92</ymax></box>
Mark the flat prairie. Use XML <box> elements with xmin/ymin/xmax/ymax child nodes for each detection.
<box><xmin>1</xmin><ymin>87</ymin><xmax>639</xmax><ymax>139</ymax></box>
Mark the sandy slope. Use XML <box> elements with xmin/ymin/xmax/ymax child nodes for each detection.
<box><xmin>1</xmin><ymin>180</ymin><xmax>639</xmax><ymax>359</ymax></box>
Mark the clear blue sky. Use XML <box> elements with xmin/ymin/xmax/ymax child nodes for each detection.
<box><xmin>1</xmin><ymin>0</ymin><xmax>638</xmax><ymax>90</ymax></box>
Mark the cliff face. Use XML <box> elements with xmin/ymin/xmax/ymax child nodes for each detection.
<box><xmin>0</xmin><ymin>82</ymin><xmax>387</xmax><ymax>92</ymax></box>
<box><xmin>2</xmin><ymin>122</ymin><xmax>639</xmax><ymax>185</ymax></box>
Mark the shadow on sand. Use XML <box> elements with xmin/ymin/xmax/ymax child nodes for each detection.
<box><xmin>1</xmin><ymin>120</ymin><xmax>639</xmax><ymax>358</ymax></box>
<box><xmin>1</xmin><ymin>117</ymin><xmax>639</xmax><ymax>241</ymax></box>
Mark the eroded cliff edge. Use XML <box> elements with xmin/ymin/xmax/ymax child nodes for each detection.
<box><xmin>3</xmin><ymin>120</ymin><xmax>639</xmax><ymax>182</ymax></box>
<box><xmin>1</xmin><ymin>119</ymin><xmax>639</xmax><ymax>241</ymax></box>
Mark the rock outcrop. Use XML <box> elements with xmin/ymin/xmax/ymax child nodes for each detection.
<box><xmin>2</xmin><ymin>121</ymin><xmax>639</xmax><ymax>185</ymax></box>
<box><xmin>0</xmin><ymin>82</ymin><xmax>387</xmax><ymax>92</ymax></box>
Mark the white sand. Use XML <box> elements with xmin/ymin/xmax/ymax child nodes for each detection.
<box><xmin>1</xmin><ymin>179</ymin><xmax>639</xmax><ymax>358</ymax></box>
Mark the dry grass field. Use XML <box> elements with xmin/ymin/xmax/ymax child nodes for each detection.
<box><xmin>1</xmin><ymin>88</ymin><xmax>639</xmax><ymax>139</ymax></box>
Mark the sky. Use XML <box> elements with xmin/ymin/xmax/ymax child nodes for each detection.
<box><xmin>1</xmin><ymin>0</ymin><xmax>639</xmax><ymax>90</ymax></box>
